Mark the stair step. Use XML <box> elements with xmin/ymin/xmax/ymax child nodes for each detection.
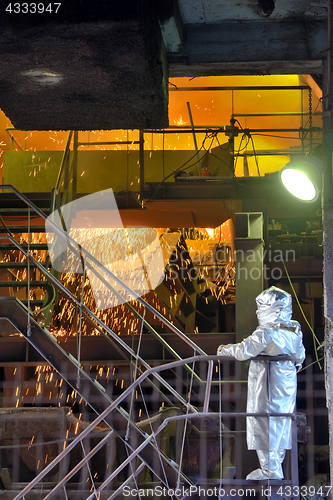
<box><xmin>0</xmin><ymin>243</ymin><xmax>49</xmax><ymax>250</ymax></box>
<box><xmin>0</xmin><ymin>206</ymin><xmax>51</xmax><ymax>213</ymax></box>
<box><xmin>0</xmin><ymin>192</ymin><xmax>52</xmax><ymax>210</ymax></box>
<box><xmin>0</xmin><ymin>261</ymin><xmax>49</xmax><ymax>268</ymax></box>
<box><xmin>0</xmin><ymin>226</ymin><xmax>48</xmax><ymax>233</ymax></box>
<box><xmin>0</xmin><ymin>281</ymin><xmax>51</xmax><ymax>287</ymax></box>
<box><xmin>22</xmin><ymin>299</ymin><xmax>45</xmax><ymax>306</ymax></box>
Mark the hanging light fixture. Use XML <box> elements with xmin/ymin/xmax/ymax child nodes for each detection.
<box><xmin>257</xmin><ymin>0</ymin><xmax>275</xmax><ymax>17</ymax></box>
<box><xmin>279</xmin><ymin>156</ymin><xmax>322</xmax><ymax>202</ymax></box>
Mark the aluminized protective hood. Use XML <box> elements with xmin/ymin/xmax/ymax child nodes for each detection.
<box><xmin>256</xmin><ymin>286</ymin><xmax>293</xmax><ymax>326</ymax></box>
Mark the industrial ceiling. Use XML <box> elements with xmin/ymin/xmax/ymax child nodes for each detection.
<box><xmin>0</xmin><ymin>0</ymin><xmax>328</xmax><ymax>130</ymax></box>
<box><xmin>178</xmin><ymin>0</ymin><xmax>327</xmax><ymax>22</ymax></box>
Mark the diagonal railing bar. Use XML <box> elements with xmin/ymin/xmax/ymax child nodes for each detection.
<box><xmin>84</xmin><ymin>309</ymin><xmax>175</xmax><ymax>405</ymax></box>
<box><xmin>108</xmin><ymin>462</ymin><xmax>146</xmax><ymax>500</ymax></box>
<box><xmin>54</xmin><ymin>131</ymin><xmax>74</xmax><ymax>196</ymax></box>
<box><xmin>136</xmin><ymin>381</ymin><xmax>172</xmax><ymax>491</ymax></box>
<box><xmin>63</xmin><ymin>485</ymin><xmax>69</xmax><ymax>500</ymax></box>
<box><xmin>43</xmin><ymin>429</ymin><xmax>115</xmax><ymax>499</ymax></box>
<box><xmin>86</xmin><ymin>433</ymin><xmax>165</xmax><ymax>500</ymax></box>
<box><xmin>80</xmin><ymin>440</ymin><xmax>98</xmax><ymax>500</ymax></box>
<box><xmin>79</xmin><ymin>310</ymin><xmax>175</xmax><ymax>407</ymax></box>
<box><xmin>76</xmin><ymin>257</ymin><xmax>86</xmax><ymax>390</ymax></box>
<box><xmin>123</xmin><ymin>445</ymin><xmax>145</xmax><ymax>500</ymax></box>
<box><xmin>126</xmin><ymin>307</ymin><xmax>146</xmax><ymax>441</ymax></box>
<box><xmin>176</xmin><ymin>355</ymin><xmax>196</xmax><ymax>490</ymax></box>
<box><xmin>75</xmin><ymin>247</ymin><xmax>207</xmax><ymax>382</ymax></box>
<box><xmin>5</xmin><ymin>126</ymin><xmax>24</xmax><ymax>151</ymax></box>
<box><xmin>26</xmin><ymin>364</ymin><xmax>187</xmax><ymax>499</ymax></box>
<box><xmin>70</xmin><ymin>246</ymin><xmax>211</xmax><ymax>403</ymax></box>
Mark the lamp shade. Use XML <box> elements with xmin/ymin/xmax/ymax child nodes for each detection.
<box><xmin>279</xmin><ymin>156</ymin><xmax>322</xmax><ymax>202</ymax></box>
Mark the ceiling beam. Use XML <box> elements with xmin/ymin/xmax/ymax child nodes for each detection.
<box><xmin>169</xmin><ymin>20</ymin><xmax>326</xmax><ymax>76</ymax></box>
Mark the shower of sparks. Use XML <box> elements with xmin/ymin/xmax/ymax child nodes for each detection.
<box><xmin>173</xmin><ymin>115</ymin><xmax>188</xmax><ymax>126</ymax></box>
<box><xmin>0</xmin><ymin>222</ymin><xmax>234</xmax><ymax>469</ymax></box>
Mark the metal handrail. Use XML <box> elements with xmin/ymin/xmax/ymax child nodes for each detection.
<box><xmin>50</xmin><ymin>130</ymin><xmax>74</xmax><ymax>216</ymax></box>
<box><xmin>5</xmin><ymin>127</ymin><xmax>24</xmax><ymax>151</ymax></box>
<box><xmin>54</xmin><ymin>130</ymin><xmax>73</xmax><ymax>194</ymax></box>
<box><xmin>14</xmin><ymin>354</ymin><xmax>298</xmax><ymax>500</ymax></box>
<box><xmin>15</xmin><ymin>353</ymin><xmax>226</xmax><ymax>499</ymax></box>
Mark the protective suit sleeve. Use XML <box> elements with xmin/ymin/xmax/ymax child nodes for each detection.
<box><xmin>294</xmin><ymin>323</ymin><xmax>306</xmax><ymax>366</ymax></box>
<box><xmin>217</xmin><ymin>327</ymin><xmax>269</xmax><ymax>361</ymax></box>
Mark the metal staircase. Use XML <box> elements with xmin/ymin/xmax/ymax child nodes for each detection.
<box><xmin>0</xmin><ymin>297</ymin><xmax>196</xmax><ymax>493</ymax></box>
<box><xmin>0</xmin><ymin>185</ymin><xmax>301</xmax><ymax>500</ymax></box>
<box><xmin>0</xmin><ymin>216</ymin><xmax>54</xmax><ymax>312</ymax></box>
<box><xmin>0</xmin><ymin>185</ymin><xmax>214</xmax><ymax>498</ymax></box>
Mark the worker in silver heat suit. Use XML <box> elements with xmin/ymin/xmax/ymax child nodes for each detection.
<box><xmin>217</xmin><ymin>286</ymin><xmax>305</xmax><ymax>480</ymax></box>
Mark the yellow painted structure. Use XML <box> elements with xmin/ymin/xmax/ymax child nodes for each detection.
<box><xmin>0</xmin><ymin>75</ymin><xmax>322</xmax><ymax>188</ymax></box>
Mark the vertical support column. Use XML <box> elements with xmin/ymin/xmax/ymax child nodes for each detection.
<box><xmin>229</xmin><ymin>118</ymin><xmax>236</xmax><ymax>175</ymax></box>
<box><xmin>290</xmin><ymin>415</ymin><xmax>299</xmax><ymax>498</ymax></box>
<box><xmin>323</xmin><ymin>14</ymin><xmax>333</xmax><ymax>489</ymax></box>
<box><xmin>71</xmin><ymin>131</ymin><xmax>79</xmax><ymax>201</ymax></box>
<box><xmin>235</xmin><ymin>212</ymin><xmax>264</xmax><ymax>341</ymax></box>
<box><xmin>139</xmin><ymin>130</ymin><xmax>144</xmax><ymax>203</ymax></box>
<box><xmin>234</xmin><ymin>212</ymin><xmax>264</xmax><ymax>478</ymax></box>
<box><xmin>63</xmin><ymin>146</ymin><xmax>70</xmax><ymax>205</ymax></box>
<box><xmin>306</xmin><ymin>356</ymin><xmax>315</xmax><ymax>481</ymax></box>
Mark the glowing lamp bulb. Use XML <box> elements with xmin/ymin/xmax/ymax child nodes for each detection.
<box><xmin>280</xmin><ymin>168</ymin><xmax>317</xmax><ymax>201</ymax></box>
<box><xmin>279</xmin><ymin>157</ymin><xmax>322</xmax><ymax>203</ymax></box>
